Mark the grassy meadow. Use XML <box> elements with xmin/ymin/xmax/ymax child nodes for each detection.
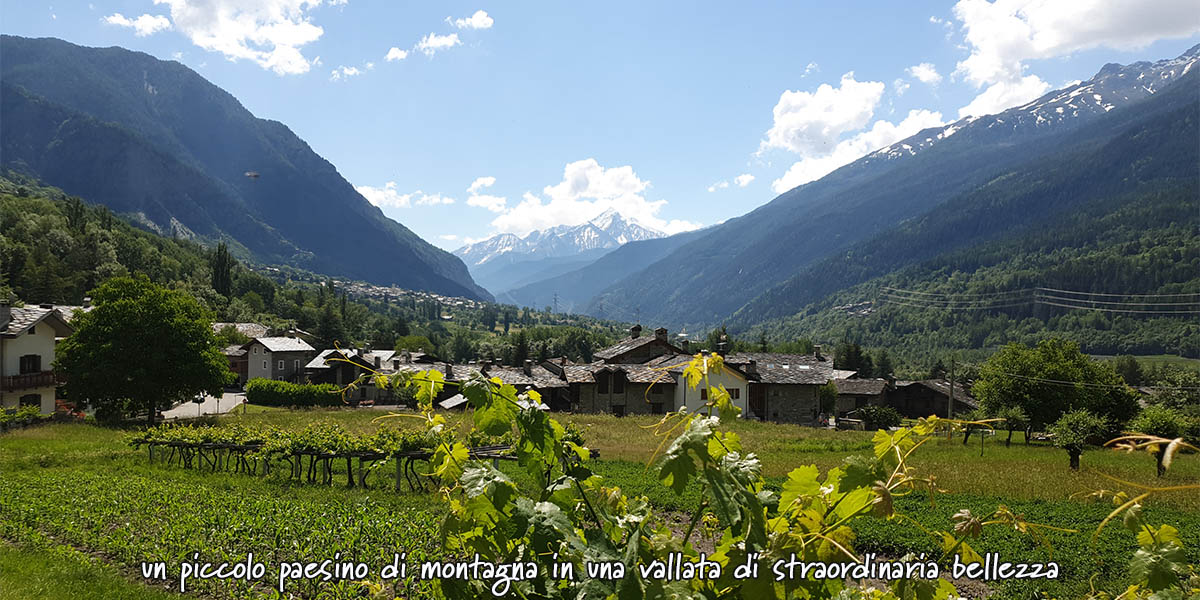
<box><xmin>1</xmin><ymin>408</ymin><xmax>1197</xmax><ymax>599</ymax></box>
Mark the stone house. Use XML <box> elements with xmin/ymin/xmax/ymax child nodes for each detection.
<box><xmin>244</xmin><ymin>336</ymin><xmax>316</xmax><ymax>383</ymax></box>
<box><xmin>0</xmin><ymin>302</ymin><xmax>74</xmax><ymax>414</ymax></box>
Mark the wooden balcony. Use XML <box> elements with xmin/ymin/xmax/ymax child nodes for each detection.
<box><xmin>2</xmin><ymin>371</ymin><xmax>60</xmax><ymax>392</ymax></box>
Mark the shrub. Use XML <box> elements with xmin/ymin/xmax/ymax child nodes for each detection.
<box><xmin>1129</xmin><ymin>405</ymin><xmax>1190</xmax><ymax>476</ymax></box>
<box><xmin>1048</xmin><ymin>409</ymin><xmax>1108</xmax><ymax>470</ymax></box>
<box><xmin>856</xmin><ymin>405</ymin><xmax>902</xmax><ymax>430</ymax></box>
<box><xmin>244</xmin><ymin>378</ymin><xmax>344</xmax><ymax>407</ymax></box>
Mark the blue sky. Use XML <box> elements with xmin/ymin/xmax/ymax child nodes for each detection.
<box><xmin>5</xmin><ymin>1</ymin><xmax>1199</xmax><ymax>250</ymax></box>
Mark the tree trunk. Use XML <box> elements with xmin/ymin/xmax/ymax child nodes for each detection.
<box><xmin>1069</xmin><ymin>450</ymin><xmax>1080</xmax><ymax>470</ymax></box>
<box><xmin>1005</xmin><ymin>428</ymin><xmax>1013</xmax><ymax>447</ymax></box>
<box><xmin>962</xmin><ymin>428</ymin><xmax>972</xmax><ymax>445</ymax></box>
<box><xmin>1155</xmin><ymin>450</ymin><xmax>1166</xmax><ymax>477</ymax></box>
<box><xmin>1025</xmin><ymin>425</ymin><xmax>1033</xmax><ymax>445</ymax></box>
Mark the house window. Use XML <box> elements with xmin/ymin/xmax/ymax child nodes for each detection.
<box><xmin>729</xmin><ymin>389</ymin><xmax>740</xmax><ymax>400</ymax></box>
<box><xmin>597</xmin><ymin>373</ymin><xmax>609</xmax><ymax>394</ymax></box>
<box><xmin>650</xmin><ymin>402</ymin><xmax>664</xmax><ymax>415</ymax></box>
<box><xmin>263</xmin><ymin>361</ymin><xmax>268</xmax><ymax>369</ymax></box>
<box><xmin>612</xmin><ymin>372</ymin><xmax>625</xmax><ymax>394</ymax></box>
<box><xmin>19</xmin><ymin>393</ymin><xmax>40</xmax><ymax>408</ymax></box>
<box><xmin>19</xmin><ymin>354</ymin><xmax>41</xmax><ymax>374</ymax></box>
<box><xmin>253</xmin><ymin>347</ymin><xmax>258</xmax><ymax>354</ymax></box>
<box><xmin>277</xmin><ymin>360</ymin><xmax>285</xmax><ymax>370</ymax></box>
<box><xmin>612</xmin><ymin>405</ymin><xmax>625</xmax><ymax>417</ymax></box>
<box><xmin>700</xmin><ymin>388</ymin><xmax>708</xmax><ymax>401</ymax></box>
<box><xmin>294</xmin><ymin>359</ymin><xmax>300</xmax><ymax>370</ymax></box>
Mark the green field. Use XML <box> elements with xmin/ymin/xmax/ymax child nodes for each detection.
<box><xmin>1</xmin><ymin>410</ymin><xmax>1197</xmax><ymax>599</ymax></box>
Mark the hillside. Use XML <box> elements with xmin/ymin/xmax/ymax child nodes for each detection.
<box><xmin>0</xmin><ymin>35</ymin><xmax>490</xmax><ymax>301</ymax></box>
<box><xmin>582</xmin><ymin>46</ymin><xmax>1200</xmax><ymax>330</ymax></box>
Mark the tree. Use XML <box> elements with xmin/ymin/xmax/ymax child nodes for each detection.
<box><xmin>928</xmin><ymin>359</ymin><xmax>947</xmax><ymax>380</ymax></box>
<box><xmin>1048</xmin><ymin>409</ymin><xmax>1108</xmax><ymax>470</ymax></box>
<box><xmin>973</xmin><ymin>339</ymin><xmax>1139</xmax><ymax>432</ymax></box>
<box><xmin>856</xmin><ymin>405</ymin><xmax>901</xmax><ymax>430</ymax></box>
<box><xmin>873</xmin><ymin>349</ymin><xmax>894</xmax><ymax>378</ymax></box>
<box><xmin>316</xmin><ymin>302</ymin><xmax>345</xmax><ymax>348</ymax></box>
<box><xmin>210</xmin><ymin>242</ymin><xmax>234</xmax><ymax>297</ymax></box>
<box><xmin>992</xmin><ymin>405</ymin><xmax>1028</xmax><ymax>447</ymax></box>
<box><xmin>56</xmin><ymin>275</ymin><xmax>232</xmax><ymax>424</ymax></box>
<box><xmin>1129</xmin><ymin>406</ymin><xmax>1187</xmax><ymax>476</ymax></box>
<box><xmin>817</xmin><ymin>381</ymin><xmax>838</xmax><ymax>415</ymax></box>
<box><xmin>1112</xmin><ymin>355</ymin><xmax>1144</xmax><ymax>386</ymax></box>
<box><xmin>512</xmin><ymin>329</ymin><xmax>529</xmax><ymax>366</ymax></box>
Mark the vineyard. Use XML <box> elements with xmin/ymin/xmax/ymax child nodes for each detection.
<box><xmin>128</xmin><ymin>422</ymin><xmax>512</xmax><ymax>491</ymax></box>
<box><xmin>0</xmin><ymin>362</ymin><xmax>1198</xmax><ymax>599</ymax></box>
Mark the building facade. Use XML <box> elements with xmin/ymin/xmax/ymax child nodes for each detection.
<box><xmin>1</xmin><ymin>303</ymin><xmax>74</xmax><ymax>414</ymax></box>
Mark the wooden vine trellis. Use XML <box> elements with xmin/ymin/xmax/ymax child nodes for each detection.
<box><xmin>132</xmin><ymin>440</ymin><xmax>513</xmax><ymax>492</ymax></box>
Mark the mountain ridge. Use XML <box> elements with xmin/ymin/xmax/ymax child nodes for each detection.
<box><xmin>0</xmin><ymin>35</ymin><xmax>492</xmax><ymax>301</ymax></box>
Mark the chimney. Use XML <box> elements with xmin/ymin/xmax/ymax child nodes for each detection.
<box><xmin>39</xmin><ymin>303</ymin><xmax>54</xmax><ymax>309</ymax></box>
<box><xmin>481</xmin><ymin>359</ymin><xmax>491</xmax><ymax>375</ymax></box>
<box><xmin>0</xmin><ymin>300</ymin><xmax>10</xmax><ymax>330</ymax></box>
<box><xmin>746</xmin><ymin>359</ymin><xmax>758</xmax><ymax>376</ymax></box>
<box><xmin>814</xmin><ymin>345</ymin><xmax>823</xmax><ymax>360</ymax></box>
<box><xmin>356</xmin><ymin>347</ymin><xmax>364</xmax><ymax>357</ymax></box>
<box><xmin>717</xmin><ymin>334</ymin><xmax>728</xmax><ymax>357</ymax></box>
<box><xmin>630</xmin><ymin>324</ymin><xmax>643</xmax><ymax>339</ymax></box>
<box><xmin>82</xmin><ymin>297</ymin><xmax>92</xmax><ymax>308</ymax></box>
<box><xmin>680</xmin><ymin>339</ymin><xmax>690</xmax><ymax>353</ymax></box>
<box><xmin>288</xmin><ymin>328</ymin><xmax>296</xmax><ymax>338</ymax></box>
<box><xmin>523</xmin><ymin>359</ymin><xmax>533</xmax><ymax>376</ymax></box>
<box><xmin>560</xmin><ymin>356</ymin><xmax>567</xmax><ymax>367</ymax></box>
<box><xmin>654</xmin><ymin>327</ymin><xmax>667</xmax><ymax>342</ymax></box>
<box><xmin>445</xmin><ymin>363</ymin><xmax>454</xmax><ymax>379</ymax></box>
<box><xmin>374</xmin><ymin>355</ymin><xmax>381</xmax><ymax>369</ymax></box>
<box><xmin>392</xmin><ymin>359</ymin><xmax>400</xmax><ymax>370</ymax></box>
<box><xmin>403</xmin><ymin>350</ymin><xmax>412</xmax><ymax>364</ymax></box>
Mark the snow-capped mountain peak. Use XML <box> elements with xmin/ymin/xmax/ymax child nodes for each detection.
<box><xmin>453</xmin><ymin>210</ymin><xmax>665</xmax><ymax>267</ymax></box>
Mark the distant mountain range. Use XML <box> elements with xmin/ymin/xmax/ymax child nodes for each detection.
<box><xmin>551</xmin><ymin>44</ymin><xmax>1200</xmax><ymax>331</ymax></box>
<box><xmin>454</xmin><ymin>209</ymin><xmax>664</xmax><ymax>295</ymax></box>
<box><xmin>0</xmin><ymin>35</ymin><xmax>491</xmax><ymax>301</ymax></box>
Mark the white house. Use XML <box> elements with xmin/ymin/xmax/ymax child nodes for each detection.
<box><xmin>672</xmin><ymin>358</ymin><xmax>751</xmax><ymax>418</ymax></box>
<box><xmin>1</xmin><ymin>302</ymin><xmax>74</xmax><ymax>414</ymax></box>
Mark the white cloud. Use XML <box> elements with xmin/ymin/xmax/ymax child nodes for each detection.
<box><xmin>172</xmin><ymin>51</ymin><xmax>184</xmax><ymax>60</ymax></box>
<box><xmin>103</xmin><ymin>13</ymin><xmax>171</xmax><ymax>36</ymax></box>
<box><xmin>467</xmin><ymin>176</ymin><xmax>496</xmax><ymax>194</ymax></box>
<box><xmin>152</xmin><ymin>0</ymin><xmax>328</xmax><ymax>75</ymax></box>
<box><xmin>357</xmin><ymin>182</ymin><xmax>455</xmax><ymax>208</ymax></box>
<box><xmin>760</xmin><ymin>72</ymin><xmax>885</xmax><ymax>155</ymax></box>
<box><xmin>772</xmin><ymin>109</ymin><xmax>944</xmax><ymax>193</ymax></box>
<box><xmin>467</xmin><ymin>194</ymin><xmax>507</xmax><ymax>212</ymax></box>
<box><xmin>439</xmin><ymin>234</ymin><xmax>459</xmax><ymax>241</ymax></box>
<box><xmin>957</xmin><ymin>74</ymin><xmax>1050</xmax><ymax>118</ymax></box>
<box><xmin>415</xmin><ymin>32</ymin><xmax>460</xmax><ymax>56</ymax></box>
<box><xmin>952</xmin><ymin>0</ymin><xmax>1200</xmax><ymax>116</ymax></box>
<box><xmin>385</xmin><ymin>46</ymin><xmax>408</xmax><ymax>61</ymax></box>
<box><xmin>707</xmin><ymin>181</ymin><xmax>729</xmax><ymax>193</ymax></box>
<box><xmin>906</xmin><ymin>62</ymin><xmax>942</xmax><ymax>85</ymax></box>
<box><xmin>734</xmin><ymin>174</ymin><xmax>755</xmax><ymax>187</ymax></box>
<box><xmin>893</xmin><ymin>78</ymin><xmax>911</xmax><ymax>95</ymax></box>
<box><xmin>802</xmin><ymin>62</ymin><xmax>819</xmax><ymax>77</ymax></box>
<box><xmin>329</xmin><ymin>65</ymin><xmax>361</xmax><ymax>81</ymax></box>
<box><xmin>488</xmin><ymin>159</ymin><xmax>700</xmax><ymax>236</ymax></box>
<box><xmin>448</xmin><ymin>9</ymin><xmax>493</xmax><ymax>30</ymax></box>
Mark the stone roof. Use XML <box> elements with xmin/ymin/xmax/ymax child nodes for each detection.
<box><xmin>593</xmin><ymin>335</ymin><xmax>681</xmax><ymax>363</ymax></box>
<box><xmin>213</xmin><ymin>322</ymin><xmax>270</xmax><ymax>338</ymax></box>
<box><xmin>252</xmin><ymin>337</ymin><xmax>315</xmax><ymax>353</ymax></box>
<box><xmin>1</xmin><ymin>306</ymin><xmax>73</xmax><ymax>338</ymax></box>
<box><xmin>834</xmin><ymin>378</ymin><xmax>889</xmax><ymax>396</ymax></box>
<box><xmin>223</xmin><ymin>345</ymin><xmax>248</xmax><ymax>357</ymax></box>
<box><xmin>895</xmin><ymin>379</ymin><xmax>978</xmax><ymax>408</ymax></box>
<box><xmin>482</xmin><ymin>365</ymin><xmax>569</xmax><ymax>389</ymax></box>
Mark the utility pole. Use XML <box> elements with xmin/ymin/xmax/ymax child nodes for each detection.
<box><xmin>948</xmin><ymin>356</ymin><xmax>956</xmax><ymax>439</ymax></box>
<box><xmin>552</xmin><ymin>292</ymin><xmax>559</xmax><ymax>315</ymax></box>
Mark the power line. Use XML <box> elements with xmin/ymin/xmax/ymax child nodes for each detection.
<box><xmin>958</xmin><ymin>365</ymin><xmax>1200</xmax><ymax>392</ymax></box>
<box><xmin>1037</xmin><ymin>299</ymin><xmax>1200</xmax><ymax>314</ymax></box>
<box><xmin>1035</xmin><ymin>294</ymin><xmax>1199</xmax><ymax>307</ymax></box>
<box><xmin>1038</xmin><ymin>287</ymin><xmax>1200</xmax><ymax>298</ymax></box>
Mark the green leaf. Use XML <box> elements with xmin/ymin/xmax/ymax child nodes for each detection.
<box><xmin>657</xmin><ymin>416</ymin><xmax>715</xmax><ymax>495</ymax></box>
<box><xmin>1137</xmin><ymin>524</ymin><xmax>1181</xmax><ymax>548</ymax></box>
<box><xmin>1129</xmin><ymin>544</ymin><xmax>1186</xmax><ymax>591</ymax></box>
<box><xmin>779</xmin><ymin>465</ymin><xmax>821</xmax><ymax>511</ymax></box>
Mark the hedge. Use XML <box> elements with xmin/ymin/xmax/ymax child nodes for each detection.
<box><xmin>244</xmin><ymin>379</ymin><xmax>344</xmax><ymax>407</ymax></box>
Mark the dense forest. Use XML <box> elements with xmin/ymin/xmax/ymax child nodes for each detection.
<box><xmin>739</xmin><ymin>183</ymin><xmax>1199</xmax><ymax>370</ymax></box>
<box><xmin>0</xmin><ymin>174</ymin><xmax>627</xmax><ymax>364</ymax></box>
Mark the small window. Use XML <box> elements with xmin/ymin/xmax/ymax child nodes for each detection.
<box><xmin>277</xmin><ymin>360</ymin><xmax>285</xmax><ymax>370</ymax></box>
<box><xmin>597</xmin><ymin>372</ymin><xmax>609</xmax><ymax>394</ymax></box>
<box><xmin>253</xmin><ymin>347</ymin><xmax>258</xmax><ymax>355</ymax></box>
<box><xmin>293</xmin><ymin>359</ymin><xmax>300</xmax><ymax>369</ymax></box>
<box><xmin>19</xmin><ymin>393</ymin><xmax>40</xmax><ymax>408</ymax></box>
<box><xmin>730</xmin><ymin>389</ymin><xmax>740</xmax><ymax>400</ymax></box>
<box><xmin>700</xmin><ymin>388</ymin><xmax>708</xmax><ymax>401</ymax></box>
<box><xmin>612</xmin><ymin>405</ymin><xmax>625</xmax><ymax>417</ymax></box>
<box><xmin>19</xmin><ymin>354</ymin><xmax>41</xmax><ymax>374</ymax></box>
<box><xmin>263</xmin><ymin>361</ymin><xmax>268</xmax><ymax>369</ymax></box>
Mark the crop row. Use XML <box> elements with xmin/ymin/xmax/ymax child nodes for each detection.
<box><xmin>0</xmin><ymin>469</ymin><xmax>444</xmax><ymax>599</ymax></box>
